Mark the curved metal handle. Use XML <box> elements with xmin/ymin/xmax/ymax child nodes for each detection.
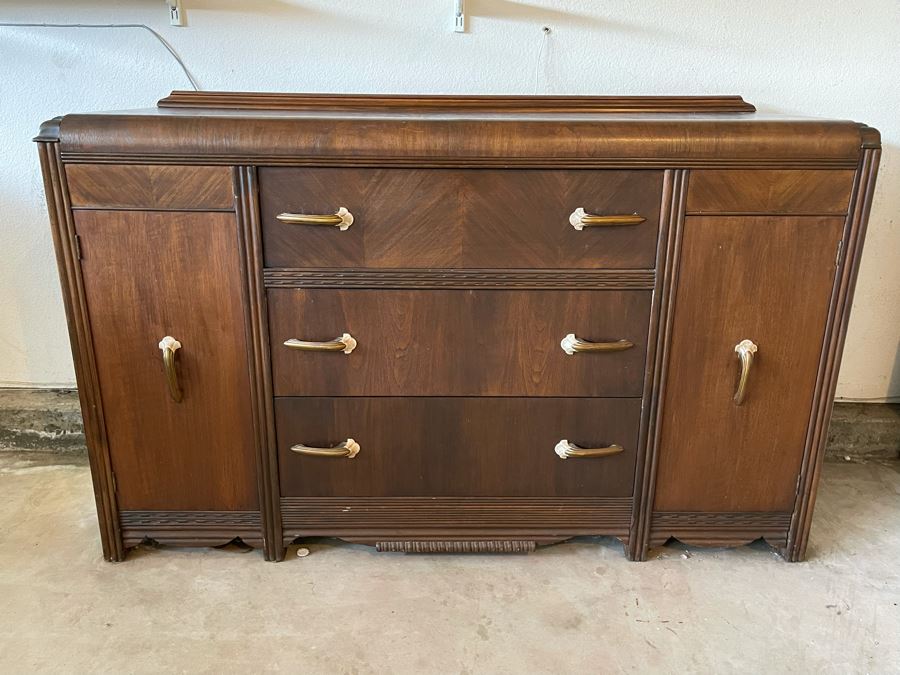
<box><xmin>291</xmin><ymin>438</ymin><xmax>360</xmax><ymax>458</ymax></box>
<box><xmin>158</xmin><ymin>336</ymin><xmax>183</xmax><ymax>403</ymax></box>
<box><xmin>555</xmin><ymin>440</ymin><xmax>624</xmax><ymax>459</ymax></box>
<box><xmin>284</xmin><ymin>333</ymin><xmax>357</xmax><ymax>354</ymax></box>
<box><xmin>276</xmin><ymin>207</ymin><xmax>354</xmax><ymax>230</ymax></box>
<box><xmin>733</xmin><ymin>339</ymin><xmax>758</xmax><ymax>405</ymax></box>
<box><xmin>569</xmin><ymin>207</ymin><xmax>645</xmax><ymax>230</ymax></box>
<box><xmin>560</xmin><ymin>333</ymin><xmax>634</xmax><ymax>355</ymax></box>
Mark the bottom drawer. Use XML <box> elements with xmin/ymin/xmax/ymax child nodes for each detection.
<box><xmin>276</xmin><ymin>397</ymin><xmax>641</xmax><ymax>497</ymax></box>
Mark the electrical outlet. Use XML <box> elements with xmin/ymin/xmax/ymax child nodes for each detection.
<box><xmin>167</xmin><ymin>0</ymin><xmax>185</xmax><ymax>27</ymax></box>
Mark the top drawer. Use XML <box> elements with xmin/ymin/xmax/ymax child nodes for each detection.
<box><xmin>259</xmin><ymin>168</ymin><xmax>663</xmax><ymax>269</ymax></box>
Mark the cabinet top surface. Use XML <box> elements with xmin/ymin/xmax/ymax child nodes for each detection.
<box><xmin>39</xmin><ymin>91</ymin><xmax>879</xmax><ymax>167</ymax></box>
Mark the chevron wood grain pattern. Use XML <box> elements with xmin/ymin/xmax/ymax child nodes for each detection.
<box><xmin>276</xmin><ymin>397</ymin><xmax>640</xmax><ymax>497</ymax></box>
<box><xmin>259</xmin><ymin>168</ymin><xmax>663</xmax><ymax>268</ymax></box>
<box><xmin>268</xmin><ymin>288</ymin><xmax>650</xmax><ymax>397</ymax></box>
<box><xmin>66</xmin><ymin>164</ymin><xmax>234</xmax><ymax>209</ymax></box>
<box><xmin>686</xmin><ymin>170</ymin><xmax>855</xmax><ymax>214</ymax></box>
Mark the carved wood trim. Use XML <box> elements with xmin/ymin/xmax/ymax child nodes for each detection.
<box><xmin>632</xmin><ymin>170</ymin><xmax>688</xmax><ymax>561</ymax></box>
<box><xmin>787</xmin><ymin>147</ymin><xmax>882</xmax><ymax>562</ymax></box>
<box><xmin>120</xmin><ymin>510</ymin><xmax>263</xmax><ymax>548</ymax></box>
<box><xmin>652</xmin><ymin>511</ymin><xmax>793</xmax><ymax>528</ymax></box>
<box><xmin>37</xmin><ymin>141</ymin><xmax>124</xmax><ymax>562</ymax></box>
<box><xmin>158</xmin><ymin>91</ymin><xmax>756</xmax><ymax>113</ymax></box>
<box><xmin>263</xmin><ymin>268</ymin><xmax>656</xmax><ymax>290</ymax></box>
<box><xmin>234</xmin><ymin>166</ymin><xmax>284</xmax><ymax>562</ymax></box>
<box><xmin>120</xmin><ymin>511</ymin><xmax>263</xmax><ymax>526</ymax></box>
<box><xmin>649</xmin><ymin>511</ymin><xmax>792</xmax><ymax>549</ymax></box>
<box><xmin>376</xmin><ymin>540</ymin><xmax>537</xmax><ymax>554</ymax></box>
<box><xmin>281</xmin><ymin>496</ymin><xmax>632</xmax><ymax>540</ymax></box>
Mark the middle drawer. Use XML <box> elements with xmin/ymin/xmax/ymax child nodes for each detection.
<box><xmin>269</xmin><ymin>288</ymin><xmax>650</xmax><ymax>397</ymax></box>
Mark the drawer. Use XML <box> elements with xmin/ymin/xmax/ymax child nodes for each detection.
<box><xmin>259</xmin><ymin>168</ymin><xmax>663</xmax><ymax>268</ymax></box>
<box><xmin>268</xmin><ymin>288</ymin><xmax>650</xmax><ymax>397</ymax></box>
<box><xmin>276</xmin><ymin>397</ymin><xmax>641</xmax><ymax>497</ymax></box>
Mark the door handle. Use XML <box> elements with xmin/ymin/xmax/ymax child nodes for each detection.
<box><xmin>283</xmin><ymin>333</ymin><xmax>357</xmax><ymax>354</ymax></box>
<box><xmin>733</xmin><ymin>339</ymin><xmax>758</xmax><ymax>405</ymax></box>
<box><xmin>276</xmin><ymin>207</ymin><xmax>354</xmax><ymax>230</ymax></box>
<box><xmin>158</xmin><ymin>336</ymin><xmax>183</xmax><ymax>403</ymax></box>
<box><xmin>568</xmin><ymin>208</ymin><xmax>645</xmax><ymax>230</ymax></box>
<box><xmin>554</xmin><ymin>440</ymin><xmax>624</xmax><ymax>459</ymax></box>
<box><xmin>560</xmin><ymin>333</ymin><xmax>634</xmax><ymax>355</ymax></box>
<box><xmin>291</xmin><ymin>438</ymin><xmax>361</xmax><ymax>458</ymax></box>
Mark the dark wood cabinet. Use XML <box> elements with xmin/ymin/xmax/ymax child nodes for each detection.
<box><xmin>72</xmin><ymin>210</ymin><xmax>261</xmax><ymax>540</ymax></box>
<box><xmin>37</xmin><ymin>92</ymin><xmax>880</xmax><ymax>562</ymax></box>
<box><xmin>653</xmin><ymin>216</ymin><xmax>845</xmax><ymax>516</ymax></box>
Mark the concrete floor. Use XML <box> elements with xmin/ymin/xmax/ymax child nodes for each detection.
<box><xmin>1</xmin><ymin>455</ymin><xmax>898</xmax><ymax>674</ymax></box>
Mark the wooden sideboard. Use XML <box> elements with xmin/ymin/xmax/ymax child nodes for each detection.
<box><xmin>36</xmin><ymin>92</ymin><xmax>880</xmax><ymax>562</ymax></box>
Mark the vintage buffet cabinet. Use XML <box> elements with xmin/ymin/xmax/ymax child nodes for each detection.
<box><xmin>36</xmin><ymin>93</ymin><xmax>880</xmax><ymax>562</ymax></box>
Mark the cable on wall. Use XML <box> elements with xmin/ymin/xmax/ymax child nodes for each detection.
<box><xmin>0</xmin><ymin>22</ymin><xmax>200</xmax><ymax>90</ymax></box>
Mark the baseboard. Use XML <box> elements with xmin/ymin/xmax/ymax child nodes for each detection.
<box><xmin>0</xmin><ymin>389</ymin><xmax>84</xmax><ymax>454</ymax></box>
<box><xmin>1</xmin><ymin>388</ymin><xmax>897</xmax><ymax>461</ymax></box>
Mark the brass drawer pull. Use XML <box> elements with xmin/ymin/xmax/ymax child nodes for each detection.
<box><xmin>291</xmin><ymin>438</ymin><xmax>360</xmax><ymax>458</ymax></box>
<box><xmin>158</xmin><ymin>335</ymin><xmax>183</xmax><ymax>403</ymax></box>
<box><xmin>276</xmin><ymin>207</ymin><xmax>354</xmax><ymax>230</ymax></box>
<box><xmin>284</xmin><ymin>333</ymin><xmax>357</xmax><ymax>354</ymax></box>
<box><xmin>560</xmin><ymin>333</ymin><xmax>634</xmax><ymax>355</ymax></box>
<box><xmin>555</xmin><ymin>440</ymin><xmax>624</xmax><ymax>459</ymax></box>
<box><xmin>569</xmin><ymin>207</ymin><xmax>645</xmax><ymax>230</ymax></box>
<box><xmin>733</xmin><ymin>339</ymin><xmax>758</xmax><ymax>405</ymax></box>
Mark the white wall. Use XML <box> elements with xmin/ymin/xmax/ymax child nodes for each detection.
<box><xmin>1</xmin><ymin>0</ymin><xmax>898</xmax><ymax>399</ymax></box>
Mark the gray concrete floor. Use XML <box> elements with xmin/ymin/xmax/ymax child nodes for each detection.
<box><xmin>1</xmin><ymin>454</ymin><xmax>898</xmax><ymax>674</ymax></box>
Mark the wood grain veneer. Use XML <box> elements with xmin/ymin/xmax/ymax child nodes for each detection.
<box><xmin>36</xmin><ymin>92</ymin><xmax>880</xmax><ymax>562</ymax></box>
<box><xmin>686</xmin><ymin>170</ymin><xmax>855</xmax><ymax>215</ymax></box>
<box><xmin>67</xmin><ymin>164</ymin><xmax>234</xmax><ymax>210</ymax></box>
<box><xmin>653</xmin><ymin>215</ymin><xmax>845</xmax><ymax>512</ymax></box>
<box><xmin>268</xmin><ymin>288</ymin><xmax>650</xmax><ymax>397</ymax></box>
<box><xmin>74</xmin><ymin>210</ymin><xmax>258</xmax><ymax>511</ymax></box>
<box><xmin>260</xmin><ymin>168</ymin><xmax>662</xmax><ymax>269</ymax></box>
<box><xmin>276</xmin><ymin>397</ymin><xmax>641</xmax><ymax>497</ymax></box>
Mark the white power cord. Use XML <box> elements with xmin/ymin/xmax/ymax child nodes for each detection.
<box><xmin>533</xmin><ymin>26</ymin><xmax>551</xmax><ymax>95</ymax></box>
<box><xmin>0</xmin><ymin>22</ymin><xmax>200</xmax><ymax>90</ymax></box>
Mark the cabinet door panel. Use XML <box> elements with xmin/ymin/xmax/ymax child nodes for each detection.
<box><xmin>655</xmin><ymin>216</ymin><xmax>843</xmax><ymax>512</ymax></box>
<box><xmin>75</xmin><ymin>211</ymin><xmax>257</xmax><ymax>511</ymax></box>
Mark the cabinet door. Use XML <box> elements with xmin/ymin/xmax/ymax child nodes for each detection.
<box><xmin>74</xmin><ymin>211</ymin><xmax>257</xmax><ymax>511</ymax></box>
<box><xmin>654</xmin><ymin>216</ymin><xmax>844</xmax><ymax>512</ymax></box>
